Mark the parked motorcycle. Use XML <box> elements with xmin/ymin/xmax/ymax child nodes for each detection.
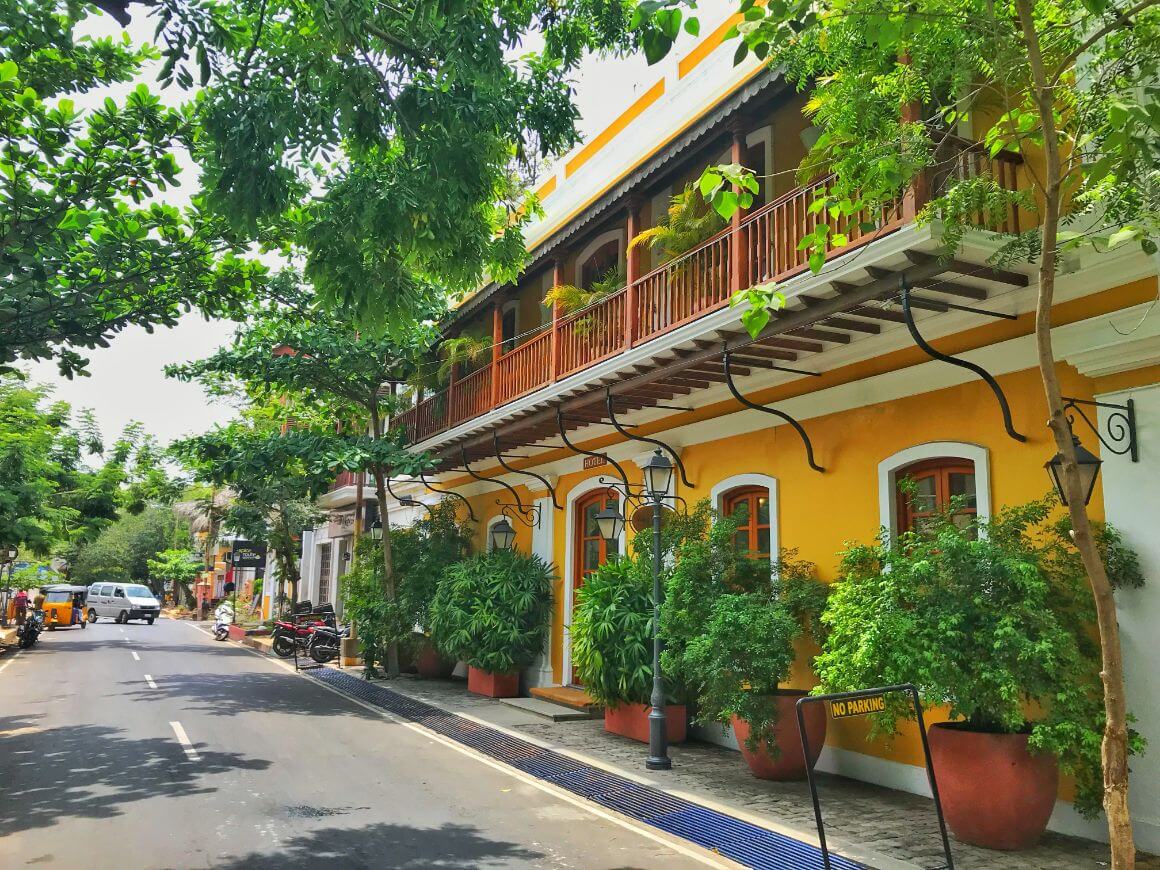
<box><xmin>212</xmin><ymin>601</ymin><xmax>234</xmax><ymax>642</ymax></box>
<box><xmin>305</xmin><ymin>622</ymin><xmax>349</xmax><ymax>664</ymax></box>
<box><xmin>271</xmin><ymin>601</ymin><xmax>335</xmax><ymax>658</ymax></box>
<box><xmin>16</xmin><ymin>610</ymin><xmax>44</xmax><ymax>649</ymax></box>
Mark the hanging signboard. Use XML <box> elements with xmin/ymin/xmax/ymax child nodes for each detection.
<box><xmin>582</xmin><ymin>455</ymin><xmax>607</xmax><ymax>470</ymax></box>
<box><xmin>230</xmin><ymin>541</ymin><xmax>267</xmax><ymax>569</ymax></box>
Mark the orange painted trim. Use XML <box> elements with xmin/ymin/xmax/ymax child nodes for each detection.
<box><xmin>1092</xmin><ymin>362</ymin><xmax>1160</xmax><ymax>395</ymax></box>
<box><xmin>565</xmin><ymin>80</ymin><xmax>667</xmax><ymax>179</ymax></box>
<box><xmin>534</xmin><ymin>175</ymin><xmax>557</xmax><ymax>201</ymax></box>
<box><xmin>678</xmin><ymin>13</ymin><xmax>745</xmax><ymax>79</ymax></box>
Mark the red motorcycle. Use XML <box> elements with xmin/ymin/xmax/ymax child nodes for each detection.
<box><xmin>270</xmin><ymin>601</ymin><xmax>336</xmax><ymax>658</ymax></box>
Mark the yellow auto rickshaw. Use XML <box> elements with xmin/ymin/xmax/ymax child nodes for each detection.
<box><xmin>40</xmin><ymin>584</ymin><xmax>88</xmax><ymax>630</ymax></box>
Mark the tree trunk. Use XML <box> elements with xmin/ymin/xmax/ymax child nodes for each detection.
<box><xmin>369</xmin><ymin>400</ymin><xmax>400</xmax><ymax>677</ymax></box>
<box><xmin>1014</xmin><ymin>1</ymin><xmax>1135</xmax><ymax>863</ymax></box>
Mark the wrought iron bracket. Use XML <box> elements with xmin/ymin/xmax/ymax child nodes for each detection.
<box><xmin>461</xmin><ymin>448</ymin><xmax>540</xmax><ymax>528</ymax></box>
<box><xmin>723</xmin><ymin>347</ymin><xmax>824</xmax><ymax>473</ymax></box>
<box><xmin>902</xmin><ymin>280</ymin><xmax>1027</xmax><ymax>443</ymax></box>
<box><xmin>605</xmin><ymin>389</ymin><xmax>694</xmax><ymax>488</ymax></box>
<box><xmin>1063</xmin><ymin>396</ymin><xmax>1138</xmax><ymax>462</ymax></box>
<box><xmin>492</xmin><ymin>431</ymin><xmax>561</xmax><ymax>510</ymax></box>
<box><xmin>418</xmin><ymin>472</ymin><xmax>477</xmax><ymax>522</ymax></box>
<box><xmin>384</xmin><ymin>478</ymin><xmax>434</xmax><ymax>515</ymax></box>
<box><xmin>556</xmin><ymin>407</ymin><xmax>632</xmax><ymax>491</ymax></box>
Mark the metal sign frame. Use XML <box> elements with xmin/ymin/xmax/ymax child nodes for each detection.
<box><xmin>796</xmin><ymin>684</ymin><xmax>954</xmax><ymax>870</ymax></box>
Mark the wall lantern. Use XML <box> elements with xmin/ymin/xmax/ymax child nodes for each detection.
<box><xmin>369</xmin><ymin>520</ymin><xmax>383</xmax><ymax>541</ymax></box>
<box><xmin>642</xmin><ymin>450</ymin><xmax>674</xmax><ymax>501</ymax></box>
<box><xmin>490</xmin><ymin>517</ymin><xmax>517</xmax><ymax>551</ymax></box>
<box><xmin>595</xmin><ymin>506</ymin><xmax>626</xmax><ymax>545</ymax></box>
<box><xmin>1045</xmin><ymin>434</ymin><xmax>1103</xmax><ymax>507</ymax></box>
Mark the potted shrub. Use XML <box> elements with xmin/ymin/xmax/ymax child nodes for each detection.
<box><xmin>571</xmin><ymin>556</ymin><xmax>686</xmax><ymax>743</ymax></box>
<box><xmin>340</xmin><ymin>539</ymin><xmax>410</xmax><ymax>679</ymax></box>
<box><xmin>429</xmin><ymin>548</ymin><xmax>554</xmax><ymax>698</ymax></box>
<box><xmin>659</xmin><ymin>502</ymin><xmax>829</xmax><ymax>780</ymax></box>
<box><xmin>815</xmin><ymin>497</ymin><xmax>1145</xmax><ymax>850</ymax></box>
<box><xmin>394</xmin><ymin>500</ymin><xmax>474</xmax><ymax>679</ymax></box>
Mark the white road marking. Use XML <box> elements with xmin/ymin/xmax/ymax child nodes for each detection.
<box><xmin>131</xmin><ymin>651</ymin><xmax>140</xmax><ymax>661</ymax></box>
<box><xmin>144</xmin><ymin>674</ymin><xmax>158</xmax><ymax>689</ymax></box>
<box><xmin>0</xmin><ymin>651</ymin><xmax>20</xmax><ymax>675</ymax></box>
<box><xmin>169</xmin><ymin>721</ymin><xmax>200</xmax><ymax>761</ymax></box>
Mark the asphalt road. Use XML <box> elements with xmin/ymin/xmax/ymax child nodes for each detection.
<box><xmin>0</xmin><ymin>617</ymin><xmax>714</xmax><ymax>870</ymax></box>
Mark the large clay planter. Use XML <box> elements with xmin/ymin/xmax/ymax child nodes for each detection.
<box><xmin>730</xmin><ymin>691</ymin><xmax>827</xmax><ymax>781</ymax></box>
<box><xmin>467</xmin><ymin>666</ymin><xmax>520</xmax><ymax>698</ymax></box>
<box><xmin>604</xmin><ymin>703</ymin><xmax>687</xmax><ymax>744</ymax></box>
<box><xmin>415</xmin><ymin>641</ymin><xmax>454</xmax><ymax>679</ymax></box>
<box><xmin>928</xmin><ymin>723</ymin><xmax>1058</xmax><ymax>851</ymax></box>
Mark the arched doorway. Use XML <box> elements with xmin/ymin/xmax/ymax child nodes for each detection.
<box><xmin>571</xmin><ymin>487</ymin><xmax>620</xmax><ymax>685</ymax></box>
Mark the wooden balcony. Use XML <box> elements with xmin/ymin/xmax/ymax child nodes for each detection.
<box><xmin>394</xmin><ymin>139</ymin><xmax>1024</xmax><ymax>446</ymax></box>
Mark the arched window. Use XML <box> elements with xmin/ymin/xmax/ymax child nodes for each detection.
<box><xmin>723</xmin><ymin>486</ymin><xmax>772</xmax><ymax>558</ymax></box>
<box><xmin>575</xmin><ymin>231</ymin><xmax>622</xmax><ymax>291</ymax></box>
<box><xmin>894</xmin><ymin>458</ymin><xmax>977</xmax><ymax>533</ymax></box>
<box><xmin>575</xmin><ymin>488</ymin><xmax>620</xmax><ymax>580</ymax></box>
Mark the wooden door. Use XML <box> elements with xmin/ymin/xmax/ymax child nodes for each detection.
<box><xmin>572</xmin><ymin>488</ymin><xmax>620</xmax><ymax>685</ymax></box>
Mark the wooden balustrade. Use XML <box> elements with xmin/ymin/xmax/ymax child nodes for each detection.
<box><xmin>556</xmin><ymin>288</ymin><xmax>627</xmax><ymax>378</ymax></box>
<box><xmin>494</xmin><ymin>331</ymin><xmax>553</xmax><ymax>405</ymax></box>
<box><xmin>395</xmin><ymin>138</ymin><xmax>1028</xmax><ymax>445</ymax></box>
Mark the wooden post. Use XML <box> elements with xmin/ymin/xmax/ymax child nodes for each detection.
<box><xmin>550</xmin><ymin>259</ymin><xmax>565</xmax><ymax>382</ymax></box>
<box><xmin>729</xmin><ymin>122</ymin><xmax>749</xmax><ymax>294</ymax></box>
<box><xmin>625</xmin><ymin>197</ymin><xmax>642</xmax><ymax>349</ymax></box>
<box><xmin>490</xmin><ymin>300</ymin><xmax>503</xmax><ymax>407</ymax></box>
<box><xmin>899</xmin><ymin>54</ymin><xmax>927</xmax><ymax>221</ymax></box>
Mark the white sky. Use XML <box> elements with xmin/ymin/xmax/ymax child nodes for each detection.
<box><xmin>25</xmin><ymin>4</ymin><xmax>729</xmax><ymax>447</ymax></box>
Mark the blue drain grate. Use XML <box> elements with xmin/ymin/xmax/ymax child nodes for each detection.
<box><xmin>309</xmin><ymin>668</ymin><xmax>864</xmax><ymax>870</ymax></box>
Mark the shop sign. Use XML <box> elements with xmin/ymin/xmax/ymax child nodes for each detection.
<box><xmin>582</xmin><ymin>455</ymin><xmax>607</xmax><ymax>469</ymax></box>
<box><xmin>828</xmin><ymin>694</ymin><xmax>887</xmax><ymax>719</ymax></box>
<box><xmin>328</xmin><ymin>508</ymin><xmax>356</xmax><ymax>537</ymax></box>
<box><xmin>230</xmin><ymin>541</ymin><xmax>267</xmax><ymax>569</ymax></box>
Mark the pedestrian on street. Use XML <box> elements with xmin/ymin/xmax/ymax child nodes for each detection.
<box><xmin>13</xmin><ymin>588</ymin><xmax>27</xmax><ymax>626</ymax></box>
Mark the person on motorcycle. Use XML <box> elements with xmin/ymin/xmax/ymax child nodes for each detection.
<box><xmin>213</xmin><ymin>598</ymin><xmax>234</xmax><ymax>641</ymax></box>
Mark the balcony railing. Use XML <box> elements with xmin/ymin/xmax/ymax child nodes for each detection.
<box><xmin>328</xmin><ymin>470</ymin><xmax>362</xmax><ymax>491</ymax></box>
<box><xmin>393</xmin><ymin>140</ymin><xmax>1024</xmax><ymax>445</ymax></box>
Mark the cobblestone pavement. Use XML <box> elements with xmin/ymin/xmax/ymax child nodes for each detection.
<box><xmin>364</xmin><ymin>674</ymin><xmax>1132</xmax><ymax>870</ymax></box>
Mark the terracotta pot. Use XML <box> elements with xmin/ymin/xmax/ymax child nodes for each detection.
<box><xmin>730</xmin><ymin>691</ymin><xmax>827</xmax><ymax>781</ymax></box>
<box><xmin>415</xmin><ymin>641</ymin><xmax>454</xmax><ymax>679</ymax></box>
<box><xmin>928</xmin><ymin>723</ymin><xmax>1058</xmax><ymax>850</ymax></box>
<box><xmin>604</xmin><ymin>703</ymin><xmax>687</xmax><ymax>744</ymax></box>
<box><xmin>467</xmin><ymin>666</ymin><xmax>519</xmax><ymax>698</ymax></box>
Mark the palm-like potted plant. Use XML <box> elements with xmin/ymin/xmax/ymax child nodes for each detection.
<box><xmin>429</xmin><ymin>548</ymin><xmax>554</xmax><ymax>697</ymax></box>
<box><xmin>570</xmin><ymin>555</ymin><xmax>686</xmax><ymax>743</ymax></box>
<box><xmin>815</xmin><ymin>497</ymin><xmax>1145</xmax><ymax>850</ymax></box>
<box><xmin>628</xmin><ymin>182</ymin><xmax>727</xmax><ymax>264</ymax></box>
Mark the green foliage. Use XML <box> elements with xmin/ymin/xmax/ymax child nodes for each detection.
<box><xmin>543</xmin><ymin>266</ymin><xmax>627</xmax><ymax>314</ymax></box>
<box><xmin>393</xmin><ymin>500</ymin><xmax>475</xmax><ymax>633</ymax></box>
<box><xmin>630</xmin><ymin>182</ymin><xmax>727</xmax><ymax>263</ymax></box>
<box><xmin>146</xmin><ymin>548</ymin><xmax>201</xmax><ymax>601</ymax></box>
<box><xmin>570</xmin><ymin>556</ymin><xmax>657</xmax><ymax>707</ymax></box>
<box><xmin>341</xmin><ymin>538</ymin><xmax>411</xmax><ymax>679</ymax></box>
<box><xmin>70</xmin><ymin>506</ymin><xmax>186</xmax><ymax>592</ymax></box>
<box><xmin>0</xmin><ymin>2</ymin><xmax>263</xmax><ymax>376</ymax></box>
<box><xmin>815</xmin><ymin>498</ymin><xmax>1145</xmax><ymax>817</ymax></box>
<box><xmin>143</xmin><ymin>0</ymin><xmax>636</xmax><ymax>329</ymax></box>
<box><xmin>429</xmin><ymin>549</ymin><xmax>554</xmax><ymax>674</ymax></box>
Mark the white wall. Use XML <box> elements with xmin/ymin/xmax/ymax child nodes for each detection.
<box><xmin>1098</xmin><ymin>383</ymin><xmax>1160</xmax><ymax>854</ymax></box>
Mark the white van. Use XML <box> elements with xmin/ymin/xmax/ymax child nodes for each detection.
<box><xmin>86</xmin><ymin>583</ymin><xmax>161</xmax><ymax>625</ymax></box>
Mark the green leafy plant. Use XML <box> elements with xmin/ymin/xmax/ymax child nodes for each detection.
<box><xmin>542</xmin><ymin>266</ymin><xmax>627</xmax><ymax>315</ymax></box>
<box><xmin>393</xmin><ymin>499</ymin><xmax>475</xmax><ymax>634</ymax></box>
<box><xmin>341</xmin><ymin>537</ymin><xmax>411</xmax><ymax>680</ymax></box>
<box><xmin>429</xmin><ymin>549</ymin><xmax>554</xmax><ymax>674</ymax></box>
<box><xmin>570</xmin><ymin>556</ymin><xmax>659</xmax><ymax>708</ymax></box>
<box><xmin>629</xmin><ymin>182</ymin><xmax>727</xmax><ymax>263</ymax></box>
<box><xmin>815</xmin><ymin>498</ymin><xmax>1145</xmax><ymax>817</ymax></box>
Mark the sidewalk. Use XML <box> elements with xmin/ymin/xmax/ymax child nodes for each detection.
<box><xmin>335</xmin><ymin>672</ymin><xmax>1125</xmax><ymax>870</ymax></box>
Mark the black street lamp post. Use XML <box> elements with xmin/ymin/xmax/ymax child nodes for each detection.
<box><xmin>596</xmin><ymin>449</ymin><xmax>675</xmax><ymax>771</ymax></box>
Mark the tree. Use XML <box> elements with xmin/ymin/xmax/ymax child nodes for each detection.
<box><xmin>635</xmin><ymin>0</ymin><xmax>1159</xmax><ymax>861</ymax></box>
<box><xmin>70</xmin><ymin>505</ymin><xmax>186</xmax><ymax>588</ymax></box>
<box><xmin>146</xmin><ymin>548</ymin><xmax>201</xmax><ymax>602</ymax></box>
<box><xmin>169</xmin><ymin>281</ymin><xmax>435</xmax><ymax>674</ymax></box>
<box><xmin>75</xmin><ymin>0</ymin><xmax>637</xmax><ymax>329</ymax></box>
<box><xmin>170</xmin><ymin>418</ymin><xmax>330</xmax><ymax>609</ymax></box>
<box><xmin>0</xmin><ymin>1</ymin><xmax>265</xmax><ymax>377</ymax></box>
